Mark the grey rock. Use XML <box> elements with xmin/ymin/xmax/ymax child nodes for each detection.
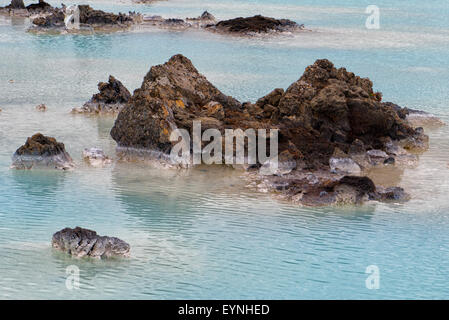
<box><xmin>52</xmin><ymin>227</ymin><xmax>130</xmax><ymax>258</ymax></box>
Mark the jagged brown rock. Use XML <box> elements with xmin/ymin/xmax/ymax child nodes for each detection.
<box><xmin>110</xmin><ymin>54</ymin><xmax>431</xmax><ymax>206</ymax></box>
<box><xmin>11</xmin><ymin>133</ymin><xmax>74</xmax><ymax>170</ymax></box>
<box><xmin>72</xmin><ymin>75</ymin><xmax>131</xmax><ymax>114</ymax></box>
<box><xmin>30</xmin><ymin>4</ymin><xmax>139</xmax><ymax>31</ymax></box>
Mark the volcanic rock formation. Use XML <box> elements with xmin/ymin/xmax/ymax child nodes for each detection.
<box><xmin>110</xmin><ymin>54</ymin><xmax>432</xmax><ymax>206</ymax></box>
<box><xmin>52</xmin><ymin>227</ymin><xmax>130</xmax><ymax>258</ymax></box>
<box><xmin>11</xmin><ymin>133</ymin><xmax>74</xmax><ymax>170</ymax></box>
<box><xmin>72</xmin><ymin>76</ymin><xmax>131</xmax><ymax>114</ymax></box>
<box><xmin>206</xmin><ymin>15</ymin><xmax>303</xmax><ymax>34</ymax></box>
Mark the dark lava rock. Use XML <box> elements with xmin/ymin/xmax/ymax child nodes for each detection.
<box><xmin>384</xmin><ymin>157</ymin><xmax>395</xmax><ymax>165</ymax></box>
<box><xmin>11</xmin><ymin>133</ymin><xmax>74</xmax><ymax>170</ymax></box>
<box><xmin>78</xmin><ymin>4</ymin><xmax>133</xmax><ymax>25</ymax></box>
<box><xmin>93</xmin><ymin>75</ymin><xmax>131</xmax><ymax>104</ymax></box>
<box><xmin>109</xmin><ymin>54</ymin><xmax>430</xmax><ymax>205</ymax></box>
<box><xmin>26</xmin><ymin>0</ymin><xmax>51</xmax><ymax>12</ymax></box>
<box><xmin>73</xmin><ymin>76</ymin><xmax>131</xmax><ymax>114</ymax></box>
<box><xmin>52</xmin><ymin>227</ymin><xmax>130</xmax><ymax>258</ymax></box>
<box><xmin>111</xmin><ymin>55</ymin><xmax>424</xmax><ymax>167</ymax></box>
<box><xmin>208</xmin><ymin>15</ymin><xmax>302</xmax><ymax>34</ymax></box>
<box><xmin>337</xmin><ymin>176</ymin><xmax>376</xmax><ymax>195</ymax></box>
<box><xmin>111</xmin><ymin>54</ymin><xmax>241</xmax><ymax>152</ymax></box>
<box><xmin>31</xmin><ymin>4</ymin><xmax>135</xmax><ymax>29</ymax></box>
<box><xmin>8</xmin><ymin>0</ymin><xmax>25</xmax><ymax>9</ymax></box>
<box><xmin>15</xmin><ymin>133</ymin><xmax>66</xmax><ymax>157</ymax></box>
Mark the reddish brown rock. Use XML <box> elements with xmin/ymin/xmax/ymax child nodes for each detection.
<box><xmin>73</xmin><ymin>75</ymin><xmax>131</xmax><ymax>114</ymax></box>
<box><xmin>12</xmin><ymin>133</ymin><xmax>74</xmax><ymax>170</ymax></box>
<box><xmin>110</xmin><ymin>54</ymin><xmax>431</xmax><ymax>205</ymax></box>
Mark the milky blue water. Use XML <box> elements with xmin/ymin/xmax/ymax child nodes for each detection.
<box><xmin>1</xmin><ymin>0</ymin><xmax>449</xmax><ymax>299</ymax></box>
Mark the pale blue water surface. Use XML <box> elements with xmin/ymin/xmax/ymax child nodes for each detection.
<box><xmin>1</xmin><ymin>0</ymin><xmax>449</xmax><ymax>299</ymax></box>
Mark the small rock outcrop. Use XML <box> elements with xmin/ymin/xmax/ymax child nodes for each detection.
<box><xmin>35</xmin><ymin>104</ymin><xmax>47</xmax><ymax>112</ymax></box>
<box><xmin>9</xmin><ymin>0</ymin><xmax>25</xmax><ymax>9</ymax></box>
<box><xmin>206</xmin><ymin>15</ymin><xmax>303</xmax><ymax>35</ymax></box>
<box><xmin>82</xmin><ymin>148</ymin><xmax>112</xmax><ymax>167</ymax></box>
<box><xmin>52</xmin><ymin>227</ymin><xmax>130</xmax><ymax>258</ymax></box>
<box><xmin>72</xmin><ymin>76</ymin><xmax>131</xmax><ymax>114</ymax></box>
<box><xmin>110</xmin><ymin>55</ymin><xmax>434</xmax><ymax>206</ymax></box>
<box><xmin>11</xmin><ymin>133</ymin><xmax>74</xmax><ymax>170</ymax></box>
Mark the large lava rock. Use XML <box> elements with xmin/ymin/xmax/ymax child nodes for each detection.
<box><xmin>11</xmin><ymin>133</ymin><xmax>74</xmax><ymax>170</ymax></box>
<box><xmin>110</xmin><ymin>54</ymin><xmax>428</xmax><ymax>205</ymax></box>
<box><xmin>52</xmin><ymin>227</ymin><xmax>130</xmax><ymax>258</ymax></box>
<box><xmin>207</xmin><ymin>15</ymin><xmax>302</xmax><ymax>34</ymax></box>
<box><xmin>111</xmin><ymin>54</ymin><xmax>241</xmax><ymax>152</ymax></box>
<box><xmin>111</xmin><ymin>55</ymin><xmax>423</xmax><ymax>166</ymax></box>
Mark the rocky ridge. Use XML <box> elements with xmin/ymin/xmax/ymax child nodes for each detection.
<box><xmin>109</xmin><ymin>54</ymin><xmax>439</xmax><ymax>206</ymax></box>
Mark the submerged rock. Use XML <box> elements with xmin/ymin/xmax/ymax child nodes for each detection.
<box><xmin>82</xmin><ymin>147</ymin><xmax>112</xmax><ymax>167</ymax></box>
<box><xmin>35</xmin><ymin>103</ymin><xmax>47</xmax><ymax>112</ymax></box>
<box><xmin>109</xmin><ymin>54</ymin><xmax>436</xmax><ymax>206</ymax></box>
<box><xmin>52</xmin><ymin>227</ymin><xmax>130</xmax><ymax>258</ymax></box>
<box><xmin>72</xmin><ymin>76</ymin><xmax>131</xmax><ymax>114</ymax></box>
<box><xmin>11</xmin><ymin>133</ymin><xmax>74</xmax><ymax>170</ymax></box>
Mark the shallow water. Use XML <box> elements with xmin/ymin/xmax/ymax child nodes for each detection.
<box><xmin>0</xmin><ymin>0</ymin><xmax>449</xmax><ymax>299</ymax></box>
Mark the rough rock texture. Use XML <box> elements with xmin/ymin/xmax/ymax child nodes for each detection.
<box><xmin>206</xmin><ymin>15</ymin><xmax>303</xmax><ymax>34</ymax></box>
<box><xmin>111</xmin><ymin>54</ymin><xmax>241</xmax><ymax>153</ymax></box>
<box><xmin>72</xmin><ymin>76</ymin><xmax>131</xmax><ymax>114</ymax></box>
<box><xmin>30</xmin><ymin>4</ymin><xmax>140</xmax><ymax>31</ymax></box>
<box><xmin>110</xmin><ymin>55</ymin><xmax>432</xmax><ymax>206</ymax></box>
<box><xmin>11</xmin><ymin>133</ymin><xmax>74</xmax><ymax>170</ymax></box>
<box><xmin>52</xmin><ymin>227</ymin><xmax>130</xmax><ymax>258</ymax></box>
<box><xmin>1</xmin><ymin>1</ymin><xmax>55</xmax><ymax>17</ymax></box>
<box><xmin>9</xmin><ymin>0</ymin><xmax>25</xmax><ymax>9</ymax></box>
<box><xmin>142</xmin><ymin>10</ymin><xmax>216</xmax><ymax>30</ymax></box>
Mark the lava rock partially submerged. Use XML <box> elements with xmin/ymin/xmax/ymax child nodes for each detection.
<box><xmin>82</xmin><ymin>147</ymin><xmax>112</xmax><ymax>167</ymax></box>
<box><xmin>72</xmin><ymin>76</ymin><xmax>131</xmax><ymax>114</ymax></box>
<box><xmin>52</xmin><ymin>227</ymin><xmax>130</xmax><ymax>258</ymax></box>
<box><xmin>11</xmin><ymin>133</ymin><xmax>74</xmax><ymax>170</ymax></box>
<box><xmin>30</xmin><ymin>4</ymin><xmax>141</xmax><ymax>32</ymax></box>
<box><xmin>110</xmin><ymin>54</ymin><xmax>433</xmax><ymax>206</ymax></box>
<box><xmin>1</xmin><ymin>0</ymin><xmax>56</xmax><ymax>17</ymax></box>
<box><xmin>206</xmin><ymin>15</ymin><xmax>303</xmax><ymax>34</ymax></box>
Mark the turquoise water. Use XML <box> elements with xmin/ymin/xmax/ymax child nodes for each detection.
<box><xmin>1</xmin><ymin>0</ymin><xmax>449</xmax><ymax>299</ymax></box>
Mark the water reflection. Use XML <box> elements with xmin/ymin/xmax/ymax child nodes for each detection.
<box><xmin>11</xmin><ymin>169</ymin><xmax>66</xmax><ymax>198</ymax></box>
